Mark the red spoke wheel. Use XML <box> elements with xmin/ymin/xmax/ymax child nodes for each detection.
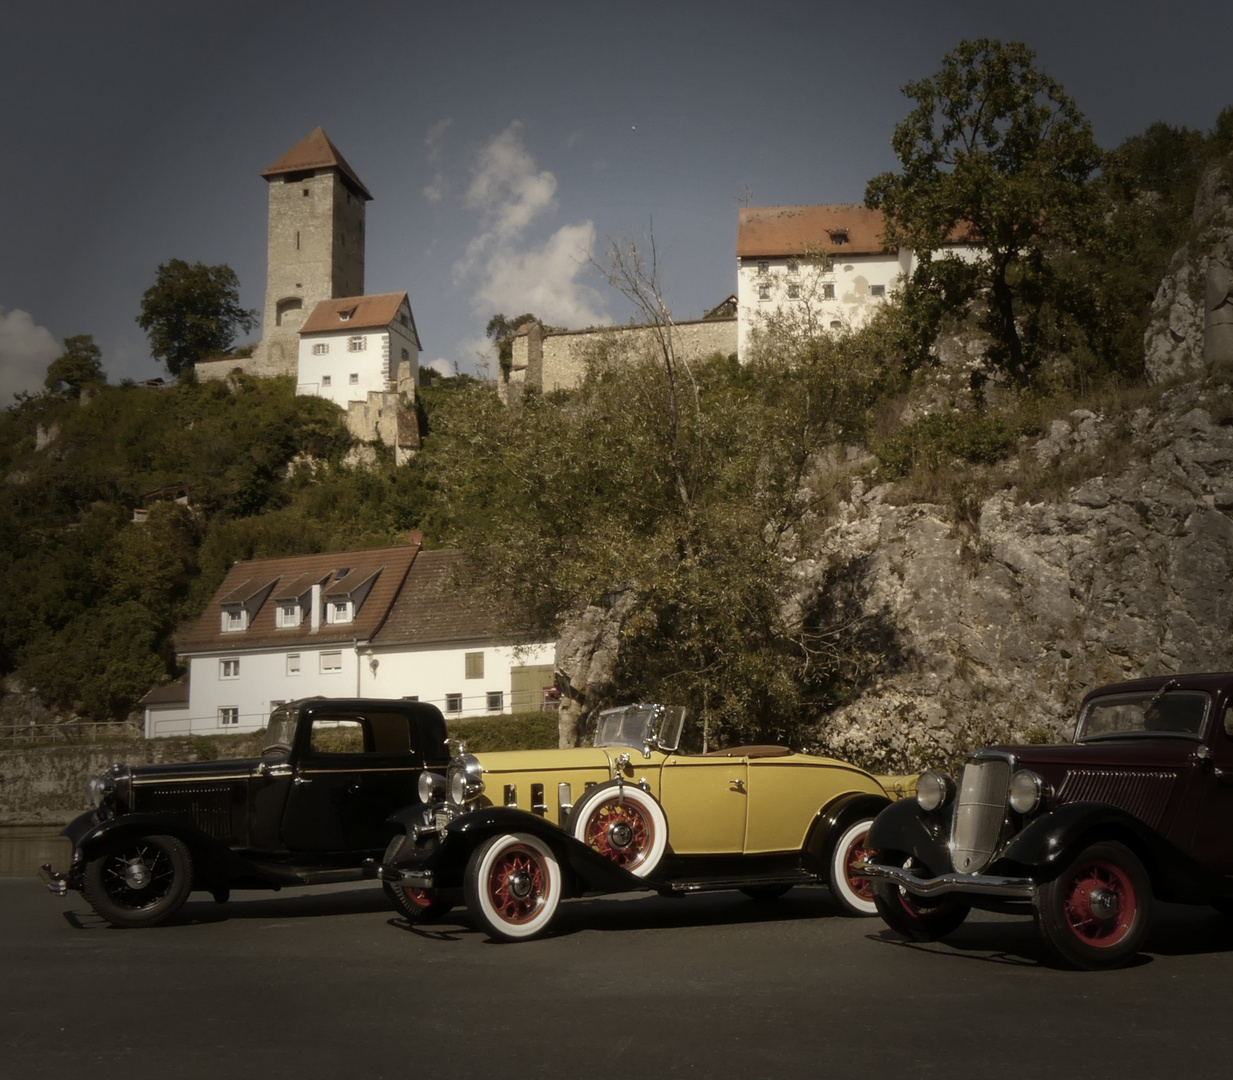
<box><xmin>1036</xmin><ymin>841</ymin><xmax>1151</xmax><ymax>970</ymax></box>
<box><xmin>828</xmin><ymin>818</ymin><xmax>879</xmax><ymax>916</ymax></box>
<box><xmin>464</xmin><ymin>833</ymin><xmax>563</xmax><ymax>942</ymax></box>
<box><xmin>871</xmin><ymin>851</ymin><xmax>970</xmax><ymax>941</ymax></box>
<box><xmin>570</xmin><ymin>784</ymin><xmax>668</xmax><ymax>879</ymax></box>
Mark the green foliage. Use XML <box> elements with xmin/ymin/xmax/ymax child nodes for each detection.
<box><xmin>0</xmin><ymin>376</ymin><xmax>438</xmax><ymax>718</ymax></box>
<box><xmin>44</xmin><ymin>335</ymin><xmax>106</xmax><ymax>398</ymax></box>
<box><xmin>446</xmin><ymin>713</ymin><xmax>560</xmax><ymax>751</ymax></box>
<box><xmin>136</xmin><ymin>260</ymin><xmax>258</xmax><ymax>376</ymax></box>
<box><xmin>421</xmin><ymin>321</ymin><xmax>891</xmax><ymax>746</ymax></box>
<box><xmin>866</xmin><ymin>39</ymin><xmax>1102</xmax><ymax>385</ymax></box>
<box><xmin>874</xmin><ymin>411</ymin><xmax>1022</xmax><ymax>478</ymax></box>
<box><xmin>485</xmin><ymin>312</ymin><xmax>540</xmax><ymax>369</ymax></box>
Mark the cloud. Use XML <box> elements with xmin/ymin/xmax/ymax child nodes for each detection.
<box><xmin>455</xmin><ymin>122</ymin><xmax>608</xmax><ymax>330</ymax></box>
<box><xmin>0</xmin><ymin>307</ymin><xmax>59</xmax><ymax>403</ymax></box>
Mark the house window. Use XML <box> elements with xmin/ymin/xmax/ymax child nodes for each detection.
<box><xmin>321</xmin><ymin>375</ymin><xmax>332</xmax><ymax>387</ymax></box>
<box><xmin>465</xmin><ymin>652</ymin><xmax>484</xmax><ymax>679</ymax></box>
<box><xmin>327</xmin><ymin>600</ymin><xmax>352</xmax><ymax>625</ymax></box>
<box><xmin>401</xmin><ymin>348</ymin><xmax>410</xmax><ymax>361</ymax></box>
<box><xmin>221</xmin><ymin>607</ymin><xmax>246</xmax><ymax>633</ymax></box>
<box><xmin>830</xmin><ymin>320</ymin><xmax>842</xmax><ymax>330</ymax></box>
<box><xmin>349</xmin><ymin>373</ymin><xmax>359</xmax><ymax>384</ymax></box>
<box><xmin>276</xmin><ymin>602</ymin><xmax>300</xmax><ymax>629</ymax></box>
<box><xmin>312</xmin><ymin>343</ymin><xmax>329</xmax><ymax>355</ymax></box>
<box><xmin>787</xmin><ymin>258</ymin><xmax>799</xmax><ymax>273</ymax></box>
<box><xmin>757</xmin><ymin>260</ymin><xmax>769</xmax><ymax>273</ymax></box>
<box><xmin>870</xmin><ymin>284</ymin><xmax>886</xmax><ymax>297</ymax></box>
<box><xmin>287</xmin><ymin>653</ymin><xmax>301</xmax><ymax>676</ymax></box>
<box><xmin>487</xmin><ymin>691</ymin><xmax>504</xmax><ymax>712</ymax></box>
<box><xmin>348</xmin><ymin>336</ymin><xmax>366</xmax><ymax>352</ymax></box>
<box><xmin>220</xmin><ymin>658</ymin><xmax>240</xmax><ymax>679</ymax></box>
<box><xmin>219</xmin><ymin>708</ymin><xmax>239</xmax><ymax>727</ymax></box>
<box><xmin>822</xmin><ymin>283</ymin><xmax>835</xmax><ymax>300</ymax></box>
<box><xmin>321</xmin><ymin>651</ymin><xmax>343</xmax><ymax>673</ymax></box>
<box><xmin>445</xmin><ymin>693</ymin><xmax>463</xmax><ymax>713</ymax></box>
<box><xmin>758</xmin><ymin>284</ymin><xmax>771</xmax><ymax>301</ymax></box>
<box><xmin>399</xmin><ymin>313</ymin><xmax>410</xmax><ymax>327</ymax></box>
<box><xmin>788</xmin><ymin>283</ymin><xmax>800</xmax><ymax>299</ymax></box>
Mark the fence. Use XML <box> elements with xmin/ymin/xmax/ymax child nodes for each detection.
<box><xmin>1</xmin><ymin>720</ymin><xmax>143</xmax><ymax>747</ymax></box>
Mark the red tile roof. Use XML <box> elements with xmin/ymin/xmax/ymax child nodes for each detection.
<box><xmin>371</xmin><ymin>550</ymin><xmax>506</xmax><ymax>647</ymax></box>
<box><xmin>261</xmin><ymin>126</ymin><xmax>372</xmax><ymax>200</ymax></box>
<box><xmin>177</xmin><ymin>543</ymin><xmax>419</xmax><ymax>654</ymax></box>
<box><xmin>300</xmin><ymin>292</ymin><xmax>412</xmax><ymax>336</ymax></box>
<box><xmin>737</xmin><ymin>205</ymin><xmax>893</xmax><ymax>258</ymax></box>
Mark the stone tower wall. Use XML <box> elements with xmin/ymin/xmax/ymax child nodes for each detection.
<box><xmin>250</xmin><ymin>169</ymin><xmax>366</xmax><ymax>376</ymax></box>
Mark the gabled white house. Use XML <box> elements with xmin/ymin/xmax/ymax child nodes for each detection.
<box><xmin>736</xmin><ymin>204</ymin><xmax>975</xmax><ymax>361</ymax></box>
<box><xmin>296</xmin><ymin>292</ymin><xmax>422</xmax><ymax>409</ymax></box>
<box><xmin>141</xmin><ymin>538</ymin><xmax>555</xmax><ymax>737</ymax></box>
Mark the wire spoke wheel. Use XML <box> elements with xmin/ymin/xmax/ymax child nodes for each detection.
<box><xmin>83</xmin><ymin>834</ymin><xmax>192</xmax><ymax>929</ymax></box>
<box><xmin>465</xmin><ymin>833</ymin><xmax>563</xmax><ymax>942</ymax></box>
<box><xmin>570</xmin><ymin>784</ymin><xmax>668</xmax><ymax>879</ymax></box>
<box><xmin>828</xmin><ymin>818</ymin><xmax>880</xmax><ymax>916</ymax></box>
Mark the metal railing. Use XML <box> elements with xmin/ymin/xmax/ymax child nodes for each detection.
<box><xmin>1</xmin><ymin>720</ymin><xmax>144</xmax><ymax>747</ymax></box>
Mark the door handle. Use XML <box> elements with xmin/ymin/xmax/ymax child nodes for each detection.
<box><xmin>293</xmin><ymin>776</ymin><xmax>312</xmax><ymax>786</ymax></box>
<box><xmin>730</xmin><ymin>779</ymin><xmax>745</xmax><ymax>792</ymax></box>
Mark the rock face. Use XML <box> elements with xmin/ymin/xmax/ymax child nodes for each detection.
<box><xmin>809</xmin><ymin>376</ymin><xmax>1233</xmax><ymax>771</ymax></box>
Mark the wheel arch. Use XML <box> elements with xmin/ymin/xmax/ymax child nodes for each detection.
<box><xmin>803</xmin><ymin>791</ymin><xmax>892</xmax><ymax>871</ymax></box>
<box><xmin>77</xmin><ymin>815</ymin><xmax>233</xmax><ymax>892</ymax></box>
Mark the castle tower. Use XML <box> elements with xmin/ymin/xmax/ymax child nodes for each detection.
<box><xmin>251</xmin><ymin>127</ymin><xmax>371</xmax><ymax>375</ymax></box>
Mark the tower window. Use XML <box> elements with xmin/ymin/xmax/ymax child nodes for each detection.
<box><xmin>302</xmin><ymin>188</ymin><xmax>309</xmax><ymax>197</ymax></box>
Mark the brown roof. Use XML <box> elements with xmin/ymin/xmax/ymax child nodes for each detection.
<box><xmin>371</xmin><ymin>550</ymin><xmax>505</xmax><ymax>647</ymax></box>
<box><xmin>139</xmin><ymin>681</ymin><xmax>190</xmax><ymax>707</ymax></box>
<box><xmin>261</xmin><ymin>126</ymin><xmax>373</xmax><ymax>200</ymax></box>
<box><xmin>177</xmin><ymin>543</ymin><xmax>420</xmax><ymax>654</ymax></box>
<box><xmin>300</xmin><ymin>292</ymin><xmax>417</xmax><ymax>340</ymax></box>
<box><xmin>737</xmin><ymin>205</ymin><xmax>894</xmax><ymax>258</ymax></box>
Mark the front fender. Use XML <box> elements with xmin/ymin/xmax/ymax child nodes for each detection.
<box><xmin>803</xmin><ymin>792</ymin><xmax>892</xmax><ymax>869</ymax></box>
<box><xmin>864</xmin><ymin>797</ymin><xmax>954</xmax><ymax>874</ymax></box>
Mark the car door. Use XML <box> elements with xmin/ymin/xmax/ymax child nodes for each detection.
<box><xmin>658</xmin><ymin>754</ymin><xmax>747</xmax><ymax>854</ymax></box>
<box><xmin>280</xmin><ymin>712</ymin><xmax>424</xmax><ymax>855</ymax></box>
<box><xmin>1187</xmin><ymin>702</ymin><xmax>1233</xmax><ymax>873</ymax></box>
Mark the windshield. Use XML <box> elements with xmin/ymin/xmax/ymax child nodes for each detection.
<box><xmin>1076</xmin><ymin>689</ymin><xmax>1210</xmax><ymax>741</ymax></box>
<box><xmin>594</xmin><ymin>705</ymin><xmax>657</xmax><ymax>750</ymax></box>
<box><xmin>263</xmin><ymin>704</ymin><xmax>298</xmax><ymax>754</ymax></box>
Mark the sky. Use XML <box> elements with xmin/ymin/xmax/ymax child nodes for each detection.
<box><xmin>2</xmin><ymin>0</ymin><xmax>1231</xmax><ymax>400</ymax></box>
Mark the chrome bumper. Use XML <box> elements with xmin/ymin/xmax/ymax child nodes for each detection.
<box><xmin>39</xmin><ymin>864</ymin><xmax>69</xmax><ymax>897</ymax></box>
<box><xmin>376</xmin><ymin>864</ymin><xmax>434</xmax><ymax>889</ymax></box>
<box><xmin>857</xmin><ymin>860</ymin><xmax>1035</xmax><ymax>900</ymax></box>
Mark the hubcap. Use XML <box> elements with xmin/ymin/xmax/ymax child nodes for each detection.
<box><xmin>607</xmin><ymin>821</ymin><xmax>634</xmax><ymax>849</ymax></box>
<box><xmin>1088</xmin><ymin>887</ymin><xmax>1119</xmax><ymax>921</ymax></box>
<box><xmin>508</xmin><ymin>871</ymin><xmax>533</xmax><ymax>900</ymax></box>
<box><xmin>123</xmin><ymin>861</ymin><xmax>152</xmax><ymax>890</ymax></box>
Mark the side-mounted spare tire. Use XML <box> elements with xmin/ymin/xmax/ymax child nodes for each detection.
<box><xmin>569</xmin><ymin>783</ymin><xmax>668</xmax><ymax>878</ymax></box>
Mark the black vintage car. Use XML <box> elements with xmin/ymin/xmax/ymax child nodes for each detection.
<box><xmin>859</xmin><ymin>673</ymin><xmax>1233</xmax><ymax>969</ymax></box>
<box><xmin>40</xmin><ymin>698</ymin><xmax>450</xmax><ymax>928</ymax></box>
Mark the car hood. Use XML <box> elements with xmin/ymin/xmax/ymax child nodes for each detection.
<box><xmin>124</xmin><ymin>755</ymin><xmax>281</xmax><ymax>784</ymax></box>
<box><xmin>470</xmin><ymin>747</ymin><xmax>619</xmax><ymax>776</ymax></box>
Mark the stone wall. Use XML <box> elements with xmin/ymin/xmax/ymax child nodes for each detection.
<box><xmin>502</xmin><ymin>318</ymin><xmax>737</xmax><ymax>402</ymax></box>
<box><xmin>196</xmin><ymin>351</ymin><xmax>295</xmax><ymax>382</ymax></box>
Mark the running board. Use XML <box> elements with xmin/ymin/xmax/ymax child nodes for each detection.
<box><xmin>658</xmin><ymin>871</ymin><xmax>819</xmax><ymax>895</ymax></box>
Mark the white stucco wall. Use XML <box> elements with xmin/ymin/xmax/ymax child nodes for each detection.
<box><xmin>297</xmin><ymin>329</ymin><xmax>391</xmax><ymax>408</ymax></box>
<box><xmin>149</xmin><ymin>646</ymin><xmax>363</xmax><ymax>737</ymax></box>
<box><xmin>361</xmin><ymin>641</ymin><xmax>556</xmax><ymax>718</ymax></box>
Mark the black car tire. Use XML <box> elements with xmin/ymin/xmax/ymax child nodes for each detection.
<box><xmin>871</xmin><ymin>851</ymin><xmax>970</xmax><ymax>941</ymax></box>
<box><xmin>827</xmin><ymin>817</ymin><xmax>878</xmax><ymax>917</ymax></box>
<box><xmin>82</xmin><ymin>834</ymin><xmax>193</xmax><ymax>929</ymax></box>
<box><xmin>740</xmin><ymin>884</ymin><xmax>793</xmax><ymax>901</ymax></box>
<box><xmin>1035</xmin><ymin>841</ymin><xmax>1152</xmax><ymax>970</ymax></box>
<box><xmin>464</xmin><ymin>832</ymin><xmax>563</xmax><ymax>943</ymax></box>
<box><xmin>570</xmin><ymin>783</ymin><xmax>668</xmax><ymax>878</ymax></box>
<box><xmin>383</xmin><ymin>881</ymin><xmax>454</xmax><ymax>923</ymax></box>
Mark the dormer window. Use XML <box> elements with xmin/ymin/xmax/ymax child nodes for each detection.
<box><xmin>338</xmin><ymin>307</ymin><xmax>357</xmax><ymax>322</ymax></box>
<box><xmin>221</xmin><ymin>607</ymin><xmax>247</xmax><ymax>633</ymax></box>
<box><xmin>276</xmin><ymin>602</ymin><xmax>301</xmax><ymax>629</ymax></box>
<box><xmin>327</xmin><ymin>600</ymin><xmax>353</xmax><ymax>625</ymax></box>
<box><xmin>827</xmin><ymin>229</ymin><xmax>849</xmax><ymax>246</ymax></box>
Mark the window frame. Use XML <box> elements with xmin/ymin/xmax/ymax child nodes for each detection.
<box><xmin>220</xmin><ymin>658</ymin><xmax>240</xmax><ymax>680</ymax></box>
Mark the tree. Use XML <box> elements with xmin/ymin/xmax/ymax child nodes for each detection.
<box><xmin>485</xmin><ymin>312</ymin><xmax>540</xmax><ymax>369</ymax></box>
<box><xmin>44</xmin><ymin>334</ymin><xmax>106</xmax><ymax>398</ymax></box>
<box><xmin>137</xmin><ymin>260</ymin><xmax>258</xmax><ymax>377</ymax></box>
<box><xmin>865</xmin><ymin>39</ymin><xmax>1102</xmax><ymax>385</ymax></box>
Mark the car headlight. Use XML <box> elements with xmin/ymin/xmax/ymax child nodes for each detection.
<box><xmin>1008</xmin><ymin>769</ymin><xmax>1050</xmax><ymax>815</ymax></box>
<box><xmin>448</xmin><ymin>754</ymin><xmax>484</xmax><ymax>805</ymax></box>
<box><xmin>916</xmin><ymin>770</ymin><xmax>954</xmax><ymax>812</ymax></box>
<box><xmin>418</xmin><ymin>770</ymin><xmax>446</xmax><ymax>804</ymax></box>
<box><xmin>86</xmin><ymin>775</ymin><xmax>115</xmax><ymax>809</ymax></box>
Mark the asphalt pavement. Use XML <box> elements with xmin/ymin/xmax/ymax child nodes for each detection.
<box><xmin>3</xmin><ymin>877</ymin><xmax>1231</xmax><ymax>1079</ymax></box>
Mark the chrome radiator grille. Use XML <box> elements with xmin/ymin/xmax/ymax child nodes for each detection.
<box><xmin>951</xmin><ymin>757</ymin><xmax>1012</xmax><ymax>873</ymax></box>
<box><xmin>138</xmin><ymin>785</ymin><xmax>237</xmax><ymax>840</ymax></box>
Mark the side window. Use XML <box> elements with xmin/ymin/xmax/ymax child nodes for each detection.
<box><xmin>1224</xmin><ymin>706</ymin><xmax>1233</xmax><ymax>738</ymax></box>
<box><xmin>309</xmin><ymin>719</ymin><xmax>367</xmax><ymax>755</ymax></box>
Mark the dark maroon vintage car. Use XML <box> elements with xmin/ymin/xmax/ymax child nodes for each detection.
<box><xmin>859</xmin><ymin>673</ymin><xmax>1233</xmax><ymax>969</ymax></box>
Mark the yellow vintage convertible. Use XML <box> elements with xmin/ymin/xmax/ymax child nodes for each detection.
<box><xmin>378</xmin><ymin>703</ymin><xmax>915</xmax><ymax>941</ymax></box>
